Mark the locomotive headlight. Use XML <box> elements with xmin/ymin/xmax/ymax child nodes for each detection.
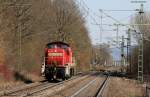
<box><xmin>48</xmin><ymin>53</ymin><xmax>63</xmax><ymax>56</ymax></box>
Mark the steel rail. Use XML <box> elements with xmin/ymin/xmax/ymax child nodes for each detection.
<box><xmin>24</xmin><ymin>74</ymin><xmax>91</xmax><ymax>97</ymax></box>
<box><xmin>23</xmin><ymin>77</ymin><xmax>78</xmax><ymax>97</ymax></box>
<box><xmin>69</xmin><ymin>74</ymin><xmax>107</xmax><ymax>97</ymax></box>
<box><xmin>0</xmin><ymin>72</ymin><xmax>93</xmax><ymax>97</ymax></box>
<box><xmin>11</xmin><ymin>73</ymin><xmax>89</xmax><ymax>97</ymax></box>
<box><xmin>0</xmin><ymin>74</ymin><xmax>83</xmax><ymax>96</ymax></box>
<box><xmin>0</xmin><ymin>81</ymin><xmax>49</xmax><ymax>96</ymax></box>
<box><xmin>70</xmin><ymin>78</ymin><xmax>97</xmax><ymax>97</ymax></box>
<box><xmin>94</xmin><ymin>76</ymin><xmax>109</xmax><ymax>97</ymax></box>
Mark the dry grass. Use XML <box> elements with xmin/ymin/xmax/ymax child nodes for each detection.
<box><xmin>0</xmin><ymin>79</ymin><xmax>23</xmax><ymax>90</ymax></box>
<box><xmin>0</xmin><ymin>71</ymin><xmax>43</xmax><ymax>91</ymax></box>
<box><xmin>25</xmin><ymin>72</ymin><xmax>43</xmax><ymax>82</ymax></box>
<box><xmin>103</xmin><ymin>77</ymin><xmax>144</xmax><ymax>97</ymax></box>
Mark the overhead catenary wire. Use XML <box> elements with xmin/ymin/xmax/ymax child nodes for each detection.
<box><xmin>77</xmin><ymin>1</ymin><xmax>150</xmax><ymax>45</ymax></box>
<box><xmin>98</xmin><ymin>9</ymin><xmax>139</xmax><ymax>12</ymax></box>
<box><xmin>99</xmin><ymin>9</ymin><xmax>150</xmax><ymax>42</ymax></box>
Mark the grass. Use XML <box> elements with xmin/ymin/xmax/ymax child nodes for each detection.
<box><xmin>0</xmin><ymin>79</ymin><xmax>23</xmax><ymax>90</ymax></box>
<box><xmin>0</xmin><ymin>70</ymin><xmax>43</xmax><ymax>90</ymax></box>
<box><xmin>103</xmin><ymin>77</ymin><xmax>145</xmax><ymax>97</ymax></box>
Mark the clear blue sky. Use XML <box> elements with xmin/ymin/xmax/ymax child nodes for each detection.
<box><xmin>76</xmin><ymin>0</ymin><xmax>150</xmax><ymax>60</ymax></box>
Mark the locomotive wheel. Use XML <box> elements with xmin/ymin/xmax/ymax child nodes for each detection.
<box><xmin>60</xmin><ymin>68</ymin><xmax>66</xmax><ymax>81</ymax></box>
<box><xmin>45</xmin><ymin>74</ymin><xmax>52</xmax><ymax>81</ymax></box>
<box><xmin>62</xmin><ymin>75</ymin><xmax>66</xmax><ymax>81</ymax></box>
<box><xmin>45</xmin><ymin>67</ymin><xmax>54</xmax><ymax>81</ymax></box>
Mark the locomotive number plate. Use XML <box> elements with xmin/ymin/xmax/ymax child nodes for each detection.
<box><xmin>48</xmin><ymin>53</ymin><xmax>63</xmax><ymax>56</ymax></box>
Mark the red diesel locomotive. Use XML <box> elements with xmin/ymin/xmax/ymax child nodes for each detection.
<box><xmin>41</xmin><ymin>41</ymin><xmax>76</xmax><ymax>80</ymax></box>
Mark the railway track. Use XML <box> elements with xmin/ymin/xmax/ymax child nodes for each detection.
<box><xmin>69</xmin><ymin>75</ymin><xmax>109</xmax><ymax>97</ymax></box>
<box><xmin>22</xmin><ymin>75</ymin><xmax>88</xmax><ymax>97</ymax></box>
<box><xmin>0</xmin><ymin>73</ymin><xmax>91</xmax><ymax>97</ymax></box>
<box><xmin>69</xmin><ymin>77</ymin><xmax>98</xmax><ymax>97</ymax></box>
<box><xmin>0</xmin><ymin>72</ymin><xmax>108</xmax><ymax>97</ymax></box>
<box><xmin>94</xmin><ymin>76</ymin><xmax>109</xmax><ymax>97</ymax></box>
<box><xmin>45</xmin><ymin>72</ymin><xmax>108</xmax><ymax>97</ymax></box>
<box><xmin>0</xmin><ymin>81</ymin><xmax>50</xmax><ymax>96</ymax></box>
<box><xmin>34</xmin><ymin>72</ymin><xmax>97</xmax><ymax>97</ymax></box>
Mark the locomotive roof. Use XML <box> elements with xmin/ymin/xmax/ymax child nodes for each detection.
<box><xmin>47</xmin><ymin>41</ymin><xmax>70</xmax><ymax>47</ymax></box>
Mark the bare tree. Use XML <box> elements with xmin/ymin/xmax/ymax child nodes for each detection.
<box><xmin>0</xmin><ymin>0</ymin><xmax>92</xmax><ymax>76</ymax></box>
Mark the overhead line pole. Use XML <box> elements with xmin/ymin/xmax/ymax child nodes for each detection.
<box><xmin>121</xmin><ymin>36</ymin><xmax>125</xmax><ymax>72</ymax></box>
<box><xmin>137</xmin><ymin>4</ymin><xmax>144</xmax><ymax>83</ymax></box>
<box><xmin>127</xmin><ymin>29</ymin><xmax>131</xmax><ymax>73</ymax></box>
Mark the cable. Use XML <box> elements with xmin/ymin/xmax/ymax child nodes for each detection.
<box><xmin>99</xmin><ymin>9</ymin><xmax>139</xmax><ymax>12</ymax></box>
<box><xmin>99</xmin><ymin>9</ymin><xmax>150</xmax><ymax>42</ymax></box>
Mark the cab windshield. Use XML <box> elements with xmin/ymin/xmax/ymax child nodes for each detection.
<box><xmin>47</xmin><ymin>44</ymin><xmax>68</xmax><ymax>49</ymax></box>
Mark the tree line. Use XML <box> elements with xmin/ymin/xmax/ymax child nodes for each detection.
<box><xmin>0</xmin><ymin>0</ymin><xmax>92</xmax><ymax>79</ymax></box>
